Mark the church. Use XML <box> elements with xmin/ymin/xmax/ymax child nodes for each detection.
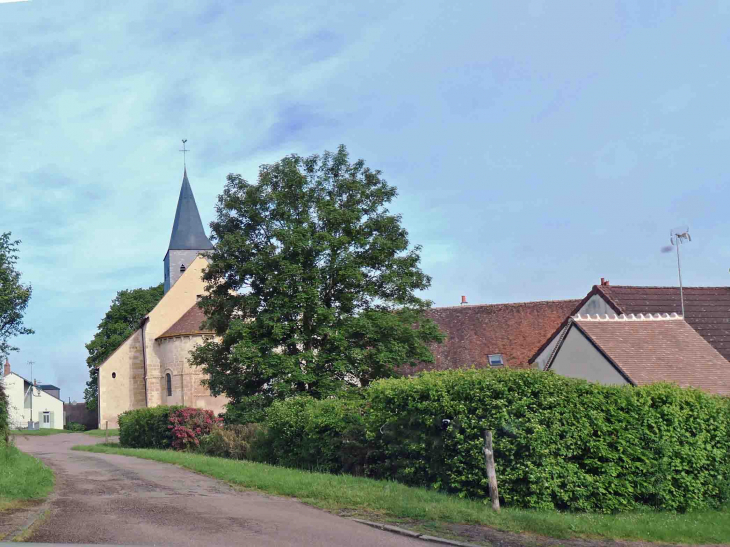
<box><xmin>97</xmin><ymin>169</ymin><xmax>228</xmax><ymax>428</ymax></box>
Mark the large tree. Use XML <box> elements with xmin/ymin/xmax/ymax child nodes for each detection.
<box><xmin>84</xmin><ymin>284</ymin><xmax>164</xmax><ymax>410</ymax></box>
<box><xmin>190</xmin><ymin>145</ymin><xmax>443</xmax><ymax>405</ymax></box>
<box><xmin>0</xmin><ymin>232</ymin><xmax>33</xmax><ymax>359</ymax></box>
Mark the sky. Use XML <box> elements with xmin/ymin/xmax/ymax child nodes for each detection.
<box><xmin>1</xmin><ymin>0</ymin><xmax>730</xmax><ymax>402</ymax></box>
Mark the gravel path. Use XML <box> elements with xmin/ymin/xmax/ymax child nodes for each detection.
<box><xmin>13</xmin><ymin>433</ymin><xmax>424</xmax><ymax>546</ymax></box>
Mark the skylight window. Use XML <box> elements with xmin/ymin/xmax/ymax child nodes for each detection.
<box><xmin>488</xmin><ymin>354</ymin><xmax>504</xmax><ymax>367</ymax></box>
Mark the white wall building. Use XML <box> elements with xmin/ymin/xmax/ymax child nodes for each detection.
<box><xmin>2</xmin><ymin>359</ymin><xmax>64</xmax><ymax>429</ymax></box>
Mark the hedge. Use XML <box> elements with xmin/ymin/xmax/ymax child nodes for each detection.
<box><xmin>258</xmin><ymin>369</ymin><xmax>730</xmax><ymax>512</ymax></box>
<box><xmin>0</xmin><ymin>376</ymin><xmax>8</xmax><ymax>444</ymax></box>
<box><xmin>118</xmin><ymin>406</ymin><xmax>183</xmax><ymax>448</ymax></box>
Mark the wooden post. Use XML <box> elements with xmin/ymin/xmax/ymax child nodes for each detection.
<box><xmin>483</xmin><ymin>430</ymin><xmax>500</xmax><ymax>512</ymax></box>
<box><xmin>105</xmin><ymin>421</ymin><xmax>108</xmax><ymax>443</ymax></box>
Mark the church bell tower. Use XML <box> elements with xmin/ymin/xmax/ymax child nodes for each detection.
<box><xmin>164</xmin><ymin>168</ymin><xmax>214</xmax><ymax>293</ymax></box>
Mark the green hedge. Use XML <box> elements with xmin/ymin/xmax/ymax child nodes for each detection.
<box><xmin>260</xmin><ymin>397</ymin><xmax>367</xmax><ymax>474</ymax></box>
<box><xmin>258</xmin><ymin>369</ymin><xmax>730</xmax><ymax>512</ymax></box>
<box><xmin>0</xmin><ymin>377</ymin><xmax>8</xmax><ymax>444</ymax></box>
<box><xmin>118</xmin><ymin>406</ymin><xmax>182</xmax><ymax>448</ymax></box>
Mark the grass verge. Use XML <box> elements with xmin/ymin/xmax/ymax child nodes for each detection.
<box><xmin>0</xmin><ymin>444</ymin><xmax>54</xmax><ymax>512</ymax></box>
<box><xmin>9</xmin><ymin>429</ymin><xmax>71</xmax><ymax>436</ymax></box>
<box><xmin>73</xmin><ymin>443</ymin><xmax>730</xmax><ymax>545</ymax></box>
<box><xmin>83</xmin><ymin>428</ymin><xmax>120</xmax><ymax>437</ymax></box>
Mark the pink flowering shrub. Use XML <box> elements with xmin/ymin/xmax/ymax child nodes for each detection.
<box><xmin>168</xmin><ymin>408</ymin><xmax>222</xmax><ymax>450</ymax></box>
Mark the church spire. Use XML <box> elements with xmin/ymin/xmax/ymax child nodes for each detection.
<box><xmin>167</xmin><ymin>168</ymin><xmax>214</xmax><ymax>251</ymax></box>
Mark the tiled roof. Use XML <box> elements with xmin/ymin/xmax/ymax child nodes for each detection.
<box><xmin>599</xmin><ymin>286</ymin><xmax>730</xmax><ymax>361</ymax></box>
<box><xmin>409</xmin><ymin>299</ymin><xmax>581</xmax><ymax>373</ymax></box>
<box><xmin>156</xmin><ymin>304</ymin><xmax>214</xmax><ymax>340</ymax></box>
<box><xmin>566</xmin><ymin>313</ymin><xmax>730</xmax><ymax>396</ymax></box>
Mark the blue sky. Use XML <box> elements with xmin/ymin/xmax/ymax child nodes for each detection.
<box><xmin>2</xmin><ymin>0</ymin><xmax>729</xmax><ymax>402</ymax></box>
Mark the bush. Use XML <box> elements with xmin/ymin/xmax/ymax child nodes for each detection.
<box><xmin>64</xmin><ymin>422</ymin><xmax>86</xmax><ymax>432</ymax></box>
<box><xmin>259</xmin><ymin>396</ymin><xmax>368</xmax><ymax>474</ymax></box>
<box><xmin>118</xmin><ymin>406</ymin><xmax>183</xmax><ymax>448</ymax></box>
<box><xmin>223</xmin><ymin>395</ymin><xmax>272</xmax><ymax>425</ymax></box>
<box><xmin>169</xmin><ymin>408</ymin><xmax>221</xmax><ymax>450</ymax></box>
<box><xmin>198</xmin><ymin>424</ymin><xmax>266</xmax><ymax>460</ymax></box>
<box><xmin>259</xmin><ymin>369</ymin><xmax>730</xmax><ymax>512</ymax></box>
<box><xmin>364</xmin><ymin>369</ymin><xmax>730</xmax><ymax>512</ymax></box>
<box><xmin>0</xmin><ymin>377</ymin><xmax>8</xmax><ymax>445</ymax></box>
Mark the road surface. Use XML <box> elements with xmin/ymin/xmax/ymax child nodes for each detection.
<box><xmin>12</xmin><ymin>433</ymin><xmax>423</xmax><ymax>546</ymax></box>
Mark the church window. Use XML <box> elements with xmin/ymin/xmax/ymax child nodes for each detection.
<box><xmin>112</xmin><ymin>372</ymin><xmax>116</xmax><ymax>379</ymax></box>
<box><xmin>180</xmin><ymin>264</ymin><xmax>186</xmax><ymax>273</ymax></box>
<box><xmin>166</xmin><ymin>373</ymin><xmax>172</xmax><ymax>397</ymax></box>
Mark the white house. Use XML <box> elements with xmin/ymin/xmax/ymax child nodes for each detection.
<box><xmin>2</xmin><ymin>359</ymin><xmax>64</xmax><ymax>429</ymax></box>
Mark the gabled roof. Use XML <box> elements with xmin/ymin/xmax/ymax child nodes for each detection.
<box><xmin>599</xmin><ymin>286</ymin><xmax>730</xmax><ymax>361</ymax></box>
<box><xmin>167</xmin><ymin>169</ymin><xmax>215</xmax><ymax>252</ymax></box>
<box><xmin>156</xmin><ymin>303</ymin><xmax>214</xmax><ymax>340</ymax></box>
<box><xmin>530</xmin><ymin>284</ymin><xmax>730</xmax><ymax>363</ymax></box>
<box><xmin>410</xmin><ymin>299</ymin><xmax>581</xmax><ymax>373</ymax></box>
<box><xmin>552</xmin><ymin>313</ymin><xmax>730</xmax><ymax>396</ymax></box>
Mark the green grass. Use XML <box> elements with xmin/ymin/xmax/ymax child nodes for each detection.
<box><xmin>83</xmin><ymin>428</ymin><xmax>120</xmax><ymax>437</ymax></box>
<box><xmin>9</xmin><ymin>429</ymin><xmax>71</xmax><ymax>436</ymax></box>
<box><xmin>73</xmin><ymin>443</ymin><xmax>730</xmax><ymax>545</ymax></box>
<box><xmin>0</xmin><ymin>444</ymin><xmax>54</xmax><ymax>512</ymax></box>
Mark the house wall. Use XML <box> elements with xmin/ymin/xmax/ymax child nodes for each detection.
<box><xmin>578</xmin><ymin>294</ymin><xmax>616</xmax><ymax>316</ymax></box>
<box><xmin>3</xmin><ymin>373</ymin><xmax>64</xmax><ymax>429</ymax></box>
<box><xmin>549</xmin><ymin>325</ymin><xmax>628</xmax><ymax>386</ymax></box>
<box><xmin>532</xmin><ymin>326</ymin><xmax>565</xmax><ymax>370</ymax></box>
<box><xmin>533</xmin><ymin>294</ymin><xmax>619</xmax><ymax>369</ymax></box>
<box><xmin>98</xmin><ymin>329</ymin><xmax>146</xmax><ymax>429</ymax></box>
<box><xmin>144</xmin><ymin>255</ymin><xmax>208</xmax><ymax>408</ymax></box>
<box><xmin>97</xmin><ymin>256</ymin><xmax>229</xmax><ymax>426</ymax></box>
<box><xmin>156</xmin><ymin>334</ymin><xmax>228</xmax><ymax>415</ymax></box>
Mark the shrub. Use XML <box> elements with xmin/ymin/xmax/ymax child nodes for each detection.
<box><xmin>364</xmin><ymin>369</ymin><xmax>730</xmax><ymax>512</ymax></box>
<box><xmin>198</xmin><ymin>424</ymin><xmax>266</xmax><ymax>460</ymax></box>
<box><xmin>169</xmin><ymin>408</ymin><xmax>221</xmax><ymax>450</ymax></box>
<box><xmin>257</xmin><ymin>369</ymin><xmax>730</xmax><ymax>512</ymax></box>
<box><xmin>118</xmin><ymin>406</ymin><xmax>182</xmax><ymax>448</ymax></box>
<box><xmin>260</xmin><ymin>396</ymin><xmax>368</xmax><ymax>474</ymax></box>
<box><xmin>64</xmin><ymin>422</ymin><xmax>86</xmax><ymax>432</ymax></box>
<box><xmin>0</xmin><ymin>376</ymin><xmax>8</xmax><ymax>445</ymax></box>
<box><xmin>223</xmin><ymin>395</ymin><xmax>272</xmax><ymax>425</ymax></box>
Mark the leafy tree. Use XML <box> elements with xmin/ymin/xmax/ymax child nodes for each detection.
<box><xmin>0</xmin><ymin>232</ymin><xmax>33</xmax><ymax>359</ymax></box>
<box><xmin>84</xmin><ymin>284</ymin><xmax>164</xmax><ymax>410</ymax></box>
<box><xmin>191</xmin><ymin>145</ymin><xmax>444</xmax><ymax>407</ymax></box>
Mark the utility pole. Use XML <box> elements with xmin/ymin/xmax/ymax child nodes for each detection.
<box><xmin>27</xmin><ymin>360</ymin><xmax>35</xmax><ymax>428</ymax></box>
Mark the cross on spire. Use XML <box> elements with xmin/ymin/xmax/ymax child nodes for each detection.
<box><xmin>179</xmin><ymin>139</ymin><xmax>189</xmax><ymax>170</ymax></box>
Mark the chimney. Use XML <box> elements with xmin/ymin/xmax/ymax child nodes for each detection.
<box><xmin>3</xmin><ymin>358</ymin><xmax>10</xmax><ymax>377</ymax></box>
<box><xmin>461</xmin><ymin>295</ymin><xmax>468</xmax><ymax>305</ymax></box>
<box><xmin>600</xmin><ymin>278</ymin><xmax>610</xmax><ymax>286</ymax></box>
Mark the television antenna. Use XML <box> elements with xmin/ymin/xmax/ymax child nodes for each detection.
<box><xmin>669</xmin><ymin>226</ymin><xmax>691</xmax><ymax>318</ymax></box>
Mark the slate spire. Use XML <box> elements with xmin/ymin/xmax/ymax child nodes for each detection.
<box><xmin>168</xmin><ymin>168</ymin><xmax>214</xmax><ymax>251</ymax></box>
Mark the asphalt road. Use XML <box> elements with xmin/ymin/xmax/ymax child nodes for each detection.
<box><xmin>12</xmin><ymin>433</ymin><xmax>423</xmax><ymax>546</ymax></box>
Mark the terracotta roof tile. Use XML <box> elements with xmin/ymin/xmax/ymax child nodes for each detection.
<box><xmin>572</xmin><ymin>314</ymin><xmax>730</xmax><ymax>396</ymax></box>
<box><xmin>409</xmin><ymin>299</ymin><xmax>580</xmax><ymax>373</ymax></box>
<box><xmin>599</xmin><ymin>286</ymin><xmax>730</xmax><ymax>361</ymax></box>
<box><xmin>156</xmin><ymin>304</ymin><xmax>213</xmax><ymax>340</ymax></box>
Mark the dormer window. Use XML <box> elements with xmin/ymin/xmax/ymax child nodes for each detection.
<box><xmin>180</xmin><ymin>264</ymin><xmax>186</xmax><ymax>273</ymax></box>
<box><xmin>488</xmin><ymin>354</ymin><xmax>504</xmax><ymax>367</ymax></box>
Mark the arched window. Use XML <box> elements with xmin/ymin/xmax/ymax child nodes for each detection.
<box><xmin>180</xmin><ymin>264</ymin><xmax>186</xmax><ymax>273</ymax></box>
<box><xmin>166</xmin><ymin>373</ymin><xmax>172</xmax><ymax>397</ymax></box>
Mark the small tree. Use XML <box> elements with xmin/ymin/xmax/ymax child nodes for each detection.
<box><xmin>0</xmin><ymin>232</ymin><xmax>33</xmax><ymax>359</ymax></box>
<box><xmin>191</xmin><ymin>145</ymin><xmax>443</xmax><ymax>406</ymax></box>
<box><xmin>84</xmin><ymin>284</ymin><xmax>164</xmax><ymax>410</ymax></box>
